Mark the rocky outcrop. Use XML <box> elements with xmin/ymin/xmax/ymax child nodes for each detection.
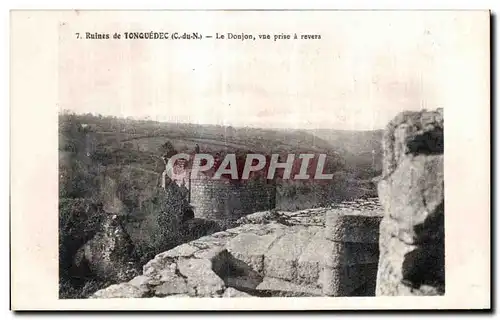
<box><xmin>376</xmin><ymin>109</ymin><xmax>445</xmax><ymax>295</ymax></box>
<box><xmin>74</xmin><ymin>214</ymin><xmax>140</xmax><ymax>283</ymax></box>
<box><xmin>91</xmin><ymin>198</ymin><xmax>383</xmax><ymax>298</ymax></box>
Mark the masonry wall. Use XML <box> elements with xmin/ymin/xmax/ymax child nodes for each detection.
<box><xmin>322</xmin><ymin>209</ymin><xmax>383</xmax><ymax>296</ymax></box>
<box><xmin>190</xmin><ymin>177</ymin><xmax>277</xmax><ymax>221</ymax></box>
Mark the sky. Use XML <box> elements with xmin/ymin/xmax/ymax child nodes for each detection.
<box><xmin>58</xmin><ymin>11</ymin><xmax>484</xmax><ymax>130</ymax></box>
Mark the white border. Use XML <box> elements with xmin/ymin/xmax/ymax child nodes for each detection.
<box><xmin>5</xmin><ymin>0</ymin><xmax>497</xmax><ymax>318</ymax></box>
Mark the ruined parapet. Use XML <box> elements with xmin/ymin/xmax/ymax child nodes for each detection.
<box><xmin>190</xmin><ymin>177</ymin><xmax>276</xmax><ymax>221</ymax></box>
<box><xmin>376</xmin><ymin>109</ymin><xmax>444</xmax><ymax>295</ymax></box>
<box><xmin>161</xmin><ymin>153</ymin><xmax>277</xmax><ymax>221</ymax></box>
<box><xmin>321</xmin><ymin>209</ymin><xmax>383</xmax><ymax>296</ymax></box>
<box><xmin>91</xmin><ymin>199</ymin><xmax>387</xmax><ymax>298</ymax></box>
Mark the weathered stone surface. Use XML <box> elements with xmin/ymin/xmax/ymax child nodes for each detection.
<box><xmin>321</xmin><ymin>263</ymin><xmax>378</xmax><ymax>296</ymax></box>
<box><xmin>210</xmin><ymin>231</ymin><xmax>234</xmax><ymax>239</ymax></box>
<box><xmin>376</xmin><ymin>217</ymin><xmax>444</xmax><ymax>295</ymax></box>
<box><xmin>193</xmin><ymin>246</ymin><xmax>227</xmax><ymax>260</ymax></box>
<box><xmin>256</xmin><ymin>277</ymin><xmax>322</xmax><ymax>296</ymax></box>
<box><xmin>210</xmin><ymin>249</ymin><xmax>264</xmax><ymax>291</ymax></box>
<box><xmin>91</xmin><ymin>283</ymin><xmax>148</xmax><ymax>299</ymax></box>
<box><xmin>381</xmin><ymin>109</ymin><xmax>443</xmax><ymax>177</ymax></box>
<box><xmin>376</xmin><ymin>254</ymin><xmax>444</xmax><ymax>296</ymax></box>
<box><xmin>160</xmin><ymin>243</ymin><xmax>200</xmax><ymax>258</ymax></box>
<box><xmin>236</xmin><ymin>211</ymin><xmax>282</xmax><ymax>225</ymax></box>
<box><xmin>297</xmin><ymin>230</ymin><xmax>331</xmax><ymax>284</ymax></box>
<box><xmin>177</xmin><ymin>258</ymin><xmax>226</xmax><ymax>296</ymax></box>
<box><xmin>161</xmin><ymin>294</ymin><xmax>191</xmax><ymax>298</ymax></box>
<box><xmin>323</xmin><ymin>241</ymin><xmax>380</xmax><ymax>267</ymax></box>
<box><xmin>227</xmin><ymin>232</ymin><xmax>283</xmax><ymax>274</ymax></box>
<box><xmin>378</xmin><ymin>155</ymin><xmax>444</xmax><ymax>244</ymax></box>
<box><xmin>264</xmin><ymin>227</ymin><xmax>320</xmax><ymax>281</ymax></box>
<box><xmin>158</xmin><ymin>263</ymin><xmax>179</xmax><ymax>281</ymax></box>
<box><xmin>143</xmin><ymin>254</ymin><xmax>176</xmax><ymax>278</ymax></box>
<box><xmin>236</xmin><ymin>222</ymin><xmax>288</xmax><ymax>236</ymax></box>
<box><xmin>325</xmin><ymin>210</ymin><xmax>383</xmax><ymax>243</ymax></box>
<box><xmin>92</xmin><ymin>198</ymin><xmax>386</xmax><ymax>298</ymax></box>
<box><xmin>190</xmin><ymin>177</ymin><xmax>277</xmax><ymax>221</ymax></box>
<box><xmin>223</xmin><ymin>274</ymin><xmax>263</xmax><ymax>291</ymax></box>
<box><xmin>128</xmin><ymin>275</ymin><xmax>151</xmax><ymax>291</ymax></box>
<box><xmin>153</xmin><ymin>275</ymin><xmax>189</xmax><ymax>296</ymax></box>
<box><xmin>376</xmin><ymin>109</ymin><xmax>445</xmax><ymax>296</ymax></box>
<box><xmin>223</xmin><ymin>287</ymin><xmax>253</xmax><ymax>297</ymax></box>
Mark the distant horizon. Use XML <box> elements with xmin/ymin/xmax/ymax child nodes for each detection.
<box><xmin>59</xmin><ymin>109</ymin><xmax>389</xmax><ymax>132</ymax></box>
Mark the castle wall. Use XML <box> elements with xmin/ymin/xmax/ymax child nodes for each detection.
<box><xmin>190</xmin><ymin>177</ymin><xmax>276</xmax><ymax>221</ymax></box>
<box><xmin>321</xmin><ymin>209</ymin><xmax>383</xmax><ymax>296</ymax></box>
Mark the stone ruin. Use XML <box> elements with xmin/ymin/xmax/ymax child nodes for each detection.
<box><xmin>322</xmin><ymin>209</ymin><xmax>382</xmax><ymax>296</ymax></box>
<box><xmin>90</xmin><ymin>108</ymin><xmax>445</xmax><ymax>298</ymax></box>
<box><xmin>90</xmin><ymin>199</ymin><xmax>384</xmax><ymax>298</ymax></box>
<box><xmin>376</xmin><ymin>108</ymin><xmax>444</xmax><ymax>295</ymax></box>
<box><xmin>161</xmin><ymin>152</ymin><xmax>277</xmax><ymax>221</ymax></box>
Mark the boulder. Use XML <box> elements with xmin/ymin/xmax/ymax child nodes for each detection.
<box><xmin>176</xmin><ymin>258</ymin><xmax>226</xmax><ymax>296</ymax></box>
<box><xmin>376</xmin><ymin>109</ymin><xmax>445</xmax><ymax>296</ymax></box>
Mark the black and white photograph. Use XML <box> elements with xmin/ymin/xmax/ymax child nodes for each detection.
<box><xmin>10</xmin><ymin>9</ymin><xmax>490</xmax><ymax>310</ymax></box>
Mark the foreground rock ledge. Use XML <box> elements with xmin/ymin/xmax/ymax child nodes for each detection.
<box><xmin>91</xmin><ymin>199</ymin><xmax>383</xmax><ymax>298</ymax></box>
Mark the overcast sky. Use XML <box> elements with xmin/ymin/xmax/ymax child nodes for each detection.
<box><xmin>58</xmin><ymin>11</ymin><xmax>486</xmax><ymax>130</ymax></box>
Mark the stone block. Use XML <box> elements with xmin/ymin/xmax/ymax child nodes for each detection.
<box><xmin>321</xmin><ymin>263</ymin><xmax>378</xmax><ymax>296</ymax></box>
<box><xmin>264</xmin><ymin>227</ymin><xmax>318</xmax><ymax>281</ymax></box>
<box><xmin>325</xmin><ymin>210</ymin><xmax>383</xmax><ymax>243</ymax></box>
<box><xmin>297</xmin><ymin>230</ymin><xmax>331</xmax><ymax>284</ymax></box>
<box><xmin>324</xmin><ymin>241</ymin><xmax>380</xmax><ymax>267</ymax></box>
<box><xmin>256</xmin><ymin>277</ymin><xmax>322</xmax><ymax>296</ymax></box>
<box><xmin>227</xmin><ymin>232</ymin><xmax>282</xmax><ymax>274</ymax></box>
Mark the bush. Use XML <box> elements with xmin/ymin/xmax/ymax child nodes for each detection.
<box><xmin>124</xmin><ymin>186</ymin><xmax>187</xmax><ymax>264</ymax></box>
<box><xmin>59</xmin><ymin>198</ymin><xmax>106</xmax><ymax>297</ymax></box>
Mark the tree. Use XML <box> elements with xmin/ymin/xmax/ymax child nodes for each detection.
<box><xmin>159</xmin><ymin>140</ymin><xmax>177</xmax><ymax>158</ymax></box>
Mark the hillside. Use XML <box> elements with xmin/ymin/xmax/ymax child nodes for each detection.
<box><xmin>59</xmin><ymin>113</ymin><xmax>384</xmax><ymax>213</ymax></box>
<box><xmin>60</xmin><ymin>113</ymin><xmax>383</xmax><ymax>208</ymax></box>
<box><xmin>64</xmin><ymin>114</ymin><xmax>338</xmax><ymax>154</ymax></box>
<box><xmin>312</xmin><ymin>129</ymin><xmax>383</xmax><ymax>177</ymax></box>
